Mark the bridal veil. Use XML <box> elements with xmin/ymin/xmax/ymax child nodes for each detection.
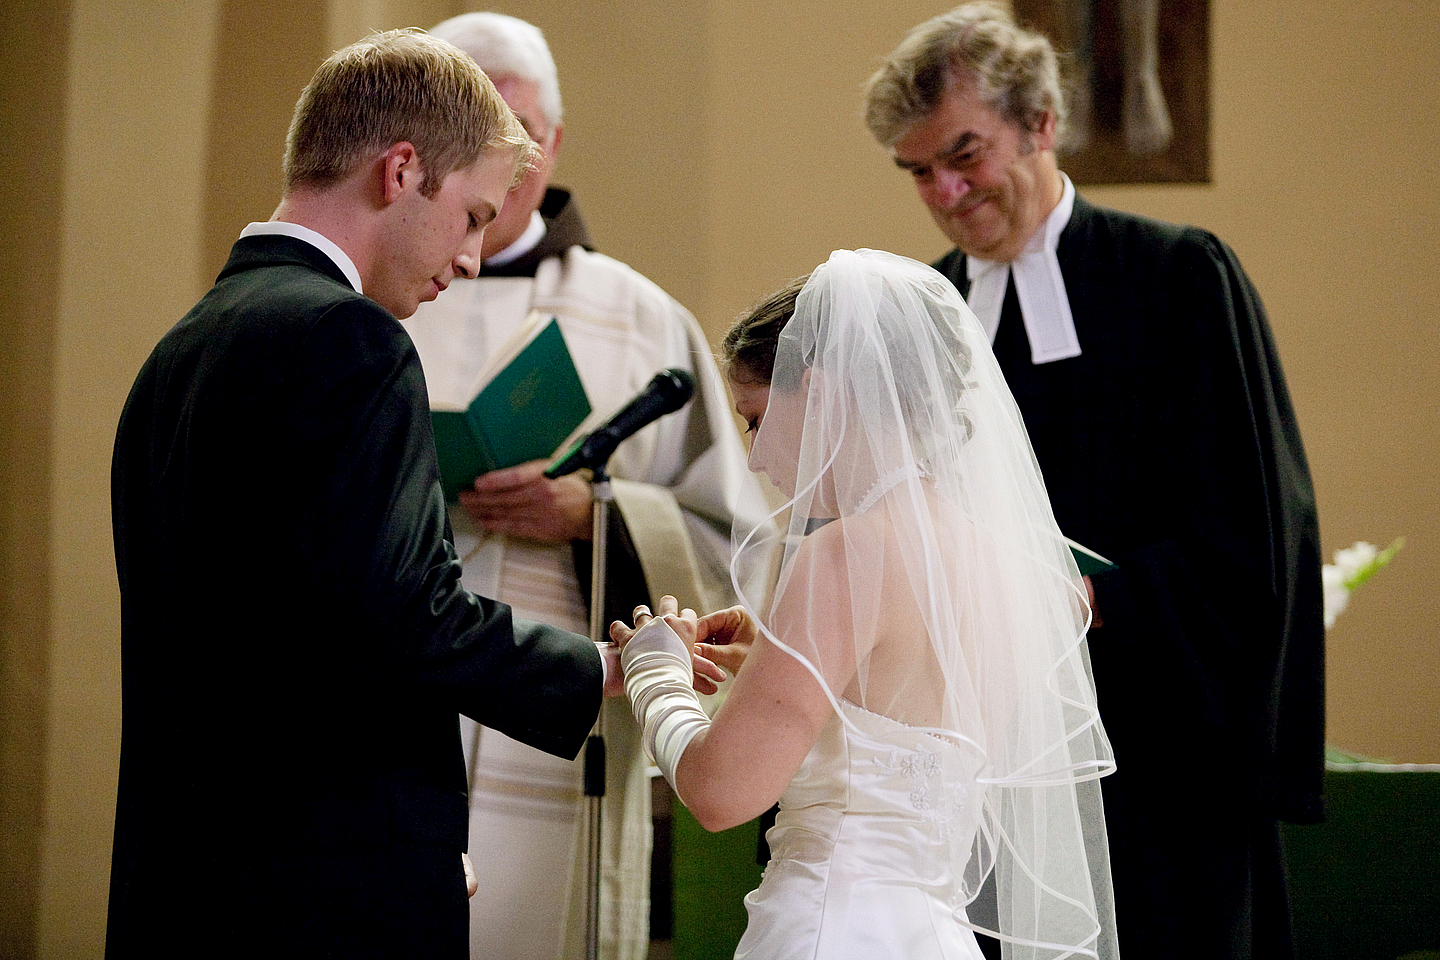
<box><xmin>728</xmin><ymin>249</ymin><xmax>1119</xmax><ymax>960</ymax></box>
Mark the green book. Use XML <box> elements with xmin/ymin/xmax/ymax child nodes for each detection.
<box><xmin>1066</xmin><ymin>537</ymin><xmax>1118</xmax><ymax>577</ymax></box>
<box><xmin>430</xmin><ymin>314</ymin><xmax>592</xmax><ymax>501</ymax></box>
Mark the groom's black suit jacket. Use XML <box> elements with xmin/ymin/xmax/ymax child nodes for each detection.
<box><xmin>106</xmin><ymin>236</ymin><xmax>602</xmax><ymax>958</ymax></box>
<box><xmin>936</xmin><ymin>194</ymin><xmax>1324</xmax><ymax>960</ymax></box>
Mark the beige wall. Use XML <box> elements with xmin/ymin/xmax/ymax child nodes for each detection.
<box><xmin>1</xmin><ymin>9</ymin><xmax>68</xmax><ymax>960</ymax></box>
<box><xmin>534</xmin><ymin>0</ymin><xmax>1440</xmax><ymax>765</ymax></box>
<box><xmin>1</xmin><ymin>0</ymin><xmax>1435</xmax><ymax>954</ymax></box>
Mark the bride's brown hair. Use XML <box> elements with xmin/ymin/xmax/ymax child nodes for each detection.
<box><xmin>720</xmin><ymin>275</ymin><xmax>809</xmax><ymax>388</ymax></box>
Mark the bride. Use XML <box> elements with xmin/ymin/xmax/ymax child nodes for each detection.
<box><xmin>613</xmin><ymin>249</ymin><xmax>1119</xmax><ymax>959</ymax></box>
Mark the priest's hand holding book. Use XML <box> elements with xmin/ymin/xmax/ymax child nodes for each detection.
<box><xmin>458</xmin><ymin>459</ymin><xmax>593</xmax><ymax>542</ymax></box>
<box><xmin>429</xmin><ymin>311</ymin><xmax>593</xmax><ymax>505</ymax></box>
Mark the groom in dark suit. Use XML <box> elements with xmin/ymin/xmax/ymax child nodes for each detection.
<box><xmin>865</xmin><ymin>5</ymin><xmax>1324</xmax><ymax>960</ymax></box>
<box><xmin>106</xmin><ymin>30</ymin><xmax>618</xmax><ymax>959</ymax></box>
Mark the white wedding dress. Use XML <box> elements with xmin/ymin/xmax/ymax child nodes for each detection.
<box><xmin>626</xmin><ymin>250</ymin><xmax>1116</xmax><ymax>960</ymax></box>
<box><xmin>736</xmin><ymin>701</ymin><xmax>986</xmax><ymax>960</ymax></box>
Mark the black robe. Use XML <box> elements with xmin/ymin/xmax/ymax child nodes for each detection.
<box><xmin>106</xmin><ymin>235</ymin><xmax>603</xmax><ymax>959</ymax></box>
<box><xmin>935</xmin><ymin>194</ymin><xmax>1324</xmax><ymax>960</ymax></box>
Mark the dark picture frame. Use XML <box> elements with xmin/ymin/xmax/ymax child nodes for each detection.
<box><xmin>1013</xmin><ymin>0</ymin><xmax>1210</xmax><ymax>184</ymax></box>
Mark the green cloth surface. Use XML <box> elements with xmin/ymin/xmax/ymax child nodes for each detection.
<box><xmin>1283</xmin><ymin>769</ymin><xmax>1440</xmax><ymax>960</ymax></box>
<box><xmin>670</xmin><ymin>799</ymin><xmax>764</xmax><ymax>960</ymax></box>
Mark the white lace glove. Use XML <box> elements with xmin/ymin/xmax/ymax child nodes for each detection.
<box><xmin>622</xmin><ymin>617</ymin><xmax>711</xmax><ymax>796</ymax></box>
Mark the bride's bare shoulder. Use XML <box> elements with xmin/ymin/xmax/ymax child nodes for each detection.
<box><xmin>781</xmin><ymin>509</ymin><xmax>900</xmax><ymax>601</ymax></box>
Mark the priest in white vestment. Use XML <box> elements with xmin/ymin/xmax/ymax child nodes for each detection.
<box><xmin>402</xmin><ymin>14</ymin><xmax>768</xmax><ymax>960</ymax></box>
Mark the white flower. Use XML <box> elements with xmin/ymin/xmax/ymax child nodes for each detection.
<box><xmin>1321</xmin><ymin>537</ymin><xmax>1404</xmax><ymax>630</ymax></box>
<box><xmin>1332</xmin><ymin>542</ymin><xmax>1379</xmax><ymax>583</ymax></box>
<box><xmin>1322</xmin><ymin>564</ymin><xmax>1349</xmax><ymax>630</ymax></box>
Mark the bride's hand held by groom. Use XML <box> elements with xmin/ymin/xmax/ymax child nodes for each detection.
<box><xmin>608</xmin><ymin>595</ymin><xmax>755</xmax><ymax>695</ymax></box>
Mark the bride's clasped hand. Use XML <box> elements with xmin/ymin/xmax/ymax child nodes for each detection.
<box><xmin>609</xmin><ymin>596</ymin><xmax>757</xmax><ymax>684</ymax></box>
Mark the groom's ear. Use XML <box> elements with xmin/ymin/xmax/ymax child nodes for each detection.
<box><xmin>377</xmin><ymin>142</ymin><xmax>421</xmax><ymax>205</ymax></box>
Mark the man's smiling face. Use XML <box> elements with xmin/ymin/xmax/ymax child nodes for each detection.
<box><xmin>892</xmin><ymin>80</ymin><xmax>1059</xmax><ymax>263</ymax></box>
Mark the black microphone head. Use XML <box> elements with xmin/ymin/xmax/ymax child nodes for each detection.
<box><xmin>546</xmin><ymin>367</ymin><xmax>696</xmax><ymax>479</ymax></box>
<box><xmin>658</xmin><ymin>367</ymin><xmax>696</xmax><ymax>408</ymax></box>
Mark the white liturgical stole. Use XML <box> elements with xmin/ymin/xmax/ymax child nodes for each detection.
<box><xmin>964</xmin><ymin>174</ymin><xmax>1081</xmax><ymax>364</ymax></box>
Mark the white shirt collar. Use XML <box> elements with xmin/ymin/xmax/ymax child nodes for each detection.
<box><xmin>964</xmin><ymin>173</ymin><xmax>1080</xmax><ymax>364</ymax></box>
<box><xmin>240</xmin><ymin>221</ymin><xmax>364</xmax><ymax>294</ymax></box>
<box><xmin>482</xmin><ymin>210</ymin><xmax>546</xmax><ymax>268</ymax></box>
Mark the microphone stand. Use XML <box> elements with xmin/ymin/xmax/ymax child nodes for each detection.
<box><xmin>545</xmin><ymin>367</ymin><xmax>695</xmax><ymax>959</ymax></box>
<box><xmin>582</xmin><ymin>464</ymin><xmax>613</xmax><ymax>960</ymax></box>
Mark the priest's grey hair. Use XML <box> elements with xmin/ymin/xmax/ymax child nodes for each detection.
<box><xmin>430</xmin><ymin>12</ymin><xmax>563</xmax><ymax>129</ymax></box>
<box><xmin>863</xmin><ymin>2</ymin><xmax>1066</xmax><ymax>148</ymax></box>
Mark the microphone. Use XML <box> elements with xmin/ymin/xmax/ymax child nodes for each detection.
<box><xmin>546</xmin><ymin>368</ymin><xmax>696</xmax><ymax>478</ymax></box>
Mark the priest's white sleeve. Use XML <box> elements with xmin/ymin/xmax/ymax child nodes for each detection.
<box><xmin>621</xmin><ymin>618</ymin><xmax>710</xmax><ymax>796</ymax></box>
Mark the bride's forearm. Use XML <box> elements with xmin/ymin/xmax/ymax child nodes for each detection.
<box><xmin>671</xmin><ymin>655</ymin><xmax>832</xmax><ymax>831</ymax></box>
<box><xmin>673</xmin><ymin>728</ymin><xmax>786</xmax><ymax>832</ymax></box>
<box><xmin>623</xmin><ymin>628</ymin><xmax>709</xmax><ymax>790</ymax></box>
<box><xmin>624</xmin><ymin>621</ymin><xmax>787</xmax><ymax>831</ymax></box>
<box><xmin>624</xmin><ymin>617</ymin><xmax>831</xmax><ymax>833</ymax></box>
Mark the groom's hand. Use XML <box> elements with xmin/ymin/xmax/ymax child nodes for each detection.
<box><xmin>598</xmin><ymin>642</ymin><xmax>625</xmax><ymax>697</ymax></box>
<box><xmin>462</xmin><ymin>853</ymin><xmax>478</xmax><ymax>898</ymax></box>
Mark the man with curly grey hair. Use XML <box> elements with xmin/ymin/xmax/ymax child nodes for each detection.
<box><xmin>865</xmin><ymin>5</ymin><xmax>1325</xmax><ymax>960</ymax></box>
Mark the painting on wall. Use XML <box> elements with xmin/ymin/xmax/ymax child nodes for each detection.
<box><xmin>1013</xmin><ymin>0</ymin><xmax>1210</xmax><ymax>184</ymax></box>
